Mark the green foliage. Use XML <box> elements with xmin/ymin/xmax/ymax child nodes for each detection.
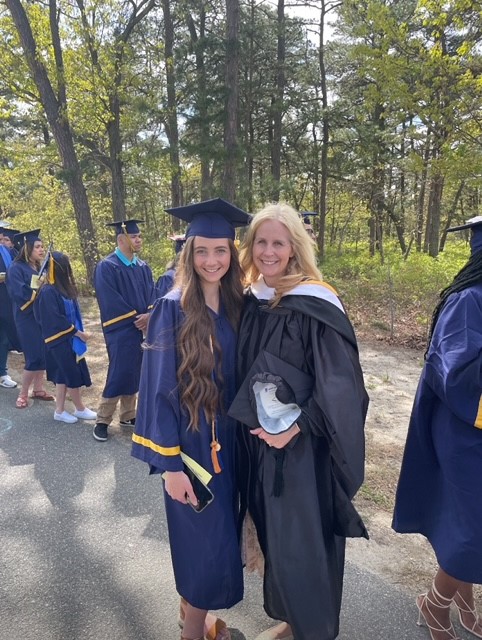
<box><xmin>322</xmin><ymin>238</ymin><xmax>470</xmax><ymax>341</ymax></box>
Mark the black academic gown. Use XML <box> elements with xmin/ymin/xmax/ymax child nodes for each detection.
<box><xmin>236</xmin><ymin>280</ymin><xmax>368</xmax><ymax>640</ymax></box>
<box><xmin>0</xmin><ymin>247</ymin><xmax>20</xmax><ymax>351</ymax></box>
<box><xmin>131</xmin><ymin>291</ymin><xmax>243</xmax><ymax>610</ymax></box>
<box><xmin>34</xmin><ymin>285</ymin><xmax>91</xmax><ymax>388</ymax></box>
<box><xmin>94</xmin><ymin>252</ymin><xmax>155</xmax><ymax>397</ymax></box>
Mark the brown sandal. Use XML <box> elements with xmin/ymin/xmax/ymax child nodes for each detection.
<box><xmin>30</xmin><ymin>390</ymin><xmax>55</xmax><ymax>401</ymax></box>
<box><xmin>16</xmin><ymin>395</ymin><xmax>28</xmax><ymax>409</ymax></box>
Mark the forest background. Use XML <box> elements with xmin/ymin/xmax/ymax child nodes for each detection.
<box><xmin>0</xmin><ymin>0</ymin><xmax>480</xmax><ymax>346</ymax></box>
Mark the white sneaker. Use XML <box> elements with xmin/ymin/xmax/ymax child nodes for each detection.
<box><xmin>0</xmin><ymin>375</ymin><xmax>18</xmax><ymax>388</ymax></box>
<box><xmin>73</xmin><ymin>408</ymin><xmax>97</xmax><ymax>420</ymax></box>
<box><xmin>54</xmin><ymin>411</ymin><xmax>78</xmax><ymax>424</ymax></box>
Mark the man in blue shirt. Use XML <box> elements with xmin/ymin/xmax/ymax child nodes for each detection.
<box><xmin>93</xmin><ymin>220</ymin><xmax>155</xmax><ymax>441</ymax></box>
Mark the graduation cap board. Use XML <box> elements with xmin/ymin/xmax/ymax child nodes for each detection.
<box><xmin>447</xmin><ymin>215</ymin><xmax>482</xmax><ymax>232</ymax></box>
<box><xmin>447</xmin><ymin>215</ymin><xmax>482</xmax><ymax>255</ymax></box>
<box><xmin>106</xmin><ymin>219</ymin><xmax>144</xmax><ymax>235</ymax></box>
<box><xmin>165</xmin><ymin>198</ymin><xmax>251</xmax><ymax>240</ymax></box>
<box><xmin>13</xmin><ymin>229</ymin><xmax>41</xmax><ymax>250</ymax></box>
<box><xmin>301</xmin><ymin>210</ymin><xmax>318</xmax><ymax>223</ymax></box>
<box><xmin>169</xmin><ymin>234</ymin><xmax>186</xmax><ymax>254</ymax></box>
<box><xmin>1</xmin><ymin>228</ymin><xmax>20</xmax><ymax>240</ymax></box>
<box><xmin>228</xmin><ymin>350</ymin><xmax>313</xmax><ymax>434</ymax></box>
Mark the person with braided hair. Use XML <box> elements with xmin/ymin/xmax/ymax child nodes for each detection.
<box><xmin>393</xmin><ymin>216</ymin><xmax>482</xmax><ymax>640</ymax></box>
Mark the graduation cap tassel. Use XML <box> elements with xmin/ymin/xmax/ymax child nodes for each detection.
<box><xmin>210</xmin><ymin>418</ymin><xmax>222</xmax><ymax>474</ymax></box>
<box><xmin>48</xmin><ymin>251</ymin><xmax>55</xmax><ymax>283</ymax></box>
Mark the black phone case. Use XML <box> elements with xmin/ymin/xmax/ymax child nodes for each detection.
<box><xmin>183</xmin><ymin>463</ymin><xmax>214</xmax><ymax>512</ymax></box>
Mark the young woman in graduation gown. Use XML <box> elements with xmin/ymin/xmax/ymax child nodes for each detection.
<box><xmin>392</xmin><ymin>217</ymin><xmax>482</xmax><ymax>640</ymax></box>
<box><xmin>132</xmin><ymin>200</ymin><xmax>250</xmax><ymax>640</ymax></box>
<box><xmin>235</xmin><ymin>203</ymin><xmax>368</xmax><ymax>640</ymax></box>
<box><xmin>34</xmin><ymin>252</ymin><xmax>97</xmax><ymax>424</ymax></box>
<box><xmin>6</xmin><ymin>230</ymin><xmax>54</xmax><ymax>408</ymax></box>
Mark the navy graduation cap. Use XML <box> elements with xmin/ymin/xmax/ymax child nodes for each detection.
<box><xmin>13</xmin><ymin>228</ymin><xmax>41</xmax><ymax>249</ymax></box>
<box><xmin>301</xmin><ymin>210</ymin><xmax>318</xmax><ymax>223</ymax></box>
<box><xmin>165</xmin><ymin>198</ymin><xmax>251</xmax><ymax>240</ymax></box>
<box><xmin>168</xmin><ymin>234</ymin><xmax>186</xmax><ymax>254</ymax></box>
<box><xmin>447</xmin><ymin>215</ymin><xmax>482</xmax><ymax>255</ymax></box>
<box><xmin>106</xmin><ymin>219</ymin><xmax>144</xmax><ymax>235</ymax></box>
<box><xmin>1</xmin><ymin>228</ymin><xmax>20</xmax><ymax>240</ymax></box>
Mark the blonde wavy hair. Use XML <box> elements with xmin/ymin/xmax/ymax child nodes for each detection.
<box><xmin>240</xmin><ymin>202</ymin><xmax>323</xmax><ymax>305</ymax></box>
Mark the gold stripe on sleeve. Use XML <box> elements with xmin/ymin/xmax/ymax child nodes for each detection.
<box><xmin>20</xmin><ymin>290</ymin><xmax>37</xmax><ymax>311</ymax></box>
<box><xmin>102</xmin><ymin>309</ymin><xmax>137</xmax><ymax>328</ymax></box>
<box><xmin>475</xmin><ymin>395</ymin><xmax>482</xmax><ymax>429</ymax></box>
<box><xmin>45</xmin><ymin>325</ymin><xmax>75</xmax><ymax>344</ymax></box>
<box><xmin>132</xmin><ymin>433</ymin><xmax>181</xmax><ymax>456</ymax></box>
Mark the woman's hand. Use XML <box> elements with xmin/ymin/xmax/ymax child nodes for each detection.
<box><xmin>163</xmin><ymin>470</ymin><xmax>198</xmax><ymax>507</ymax></box>
<box><xmin>250</xmin><ymin>423</ymin><xmax>300</xmax><ymax>449</ymax></box>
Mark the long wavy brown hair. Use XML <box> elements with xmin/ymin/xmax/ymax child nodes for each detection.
<box><xmin>175</xmin><ymin>236</ymin><xmax>243</xmax><ymax>430</ymax></box>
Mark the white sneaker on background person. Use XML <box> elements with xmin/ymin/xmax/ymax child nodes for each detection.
<box><xmin>54</xmin><ymin>411</ymin><xmax>78</xmax><ymax>424</ymax></box>
<box><xmin>73</xmin><ymin>408</ymin><xmax>97</xmax><ymax>420</ymax></box>
<box><xmin>0</xmin><ymin>375</ymin><xmax>18</xmax><ymax>388</ymax></box>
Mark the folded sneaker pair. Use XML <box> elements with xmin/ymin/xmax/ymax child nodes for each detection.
<box><xmin>0</xmin><ymin>375</ymin><xmax>18</xmax><ymax>388</ymax></box>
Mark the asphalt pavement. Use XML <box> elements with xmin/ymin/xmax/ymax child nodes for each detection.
<box><xmin>0</xmin><ymin>388</ymin><xmax>454</xmax><ymax>640</ymax></box>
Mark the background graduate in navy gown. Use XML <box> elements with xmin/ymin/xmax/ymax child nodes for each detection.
<box><xmin>132</xmin><ymin>199</ymin><xmax>250</xmax><ymax>640</ymax></box>
<box><xmin>155</xmin><ymin>234</ymin><xmax>186</xmax><ymax>299</ymax></box>
<box><xmin>6</xmin><ymin>229</ymin><xmax>54</xmax><ymax>408</ymax></box>
<box><xmin>393</xmin><ymin>216</ymin><xmax>482</xmax><ymax>640</ymax></box>
<box><xmin>92</xmin><ymin>219</ymin><xmax>155</xmax><ymax>442</ymax></box>
<box><xmin>34</xmin><ymin>251</ymin><xmax>97</xmax><ymax>425</ymax></box>
<box><xmin>235</xmin><ymin>203</ymin><xmax>368</xmax><ymax>640</ymax></box>
<box><xmin>0</xmin><ymin>225</ymin><xmax>20</xmax><ymax>388</ymax></box>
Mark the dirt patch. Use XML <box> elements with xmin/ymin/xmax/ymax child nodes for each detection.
<box><xmin>5</xmin><ymin>298</ymin><xmax>441</xmax><ymax>595</ymax></box>
<box><xmin>347</xmin><ymin>341</ymin><xmax>440</xmax><ymax>594</ymax></box>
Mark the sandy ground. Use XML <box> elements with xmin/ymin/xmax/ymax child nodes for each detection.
<box><xmin>5</xmin><ymin>299</ymin><xmax>445</xmax><ymax>598</ymax></box>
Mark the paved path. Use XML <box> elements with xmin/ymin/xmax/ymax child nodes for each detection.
<box><xmin>0</xmin><ymin>390</ymin><xmax>460</xmax><ymax>640</ymax></box>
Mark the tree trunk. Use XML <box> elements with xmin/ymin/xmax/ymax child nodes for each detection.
<box><xmin>317</xmin><ymin>0</ymin><xmax>329</xmax><ymax>261</ymax></box>
<box><xmin>416</xmin><ymin>140</ymin><xmax>430</xmax><ymax>252</ymax></box>
<box><xmin>162</xmin><ymin>0</ymin><xmax>182</xmax><ymax>210</ymax></box>
<box><xmin>223</xmin><ymin>0</ymin><xmax>240</xmax><ymax>203</ymax></box>
<box><xmin>6</xmin><ymin>0</ymin><xmax>98</xmax><ymax>282</ymax></box>
<box><xmin>186</xmin><ymin>8</ymin><xmax>211</xmax><ymax>198</ymax></box>
<box><xmin>439</xmin><ymin>180</ymin><xmax>464</xmax><ymax>252</ymax></box>
<box><xmin>270</xmin><ymin>0</ymin><xmax>285</xmax><ymax>201</ymax></box>
<box><xmin>426</xmin><ymin>171</ymin><xmax>444</xmax><ymax>257</ymax></box>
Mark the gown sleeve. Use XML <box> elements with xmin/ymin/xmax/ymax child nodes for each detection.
<box><xmin>6</xmin><ymin>263</ymin><xmax>37</xmax><ymax>311</ymax></box>
<box><xmin>131</xmin><ymin>295</ymin><xmax>184</xmax><ymax>473</ymax></box>
<box><xmin>424</xmin><ymin>288</ymin><xmax>482</xmax><ymax>429</ymax></box>
<box><xmin>298</xmin><ymin>317</ymin><xmax>368</xmax><ymax>498</ymax></box>
<box><xmin>34</xmin><ymin>286</ymin><xmax>75</xmax><ymax>346</ymax></box>
<box><xmin>94</xmin><ymin>259</ymin><xmax>138</xmax><ymax>333</ymax></box>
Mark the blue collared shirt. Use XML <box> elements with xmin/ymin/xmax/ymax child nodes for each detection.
<box><xmin>115</xmin><ymin>246</ymin><xmax>138</xmax><ymax>267</ymax></box>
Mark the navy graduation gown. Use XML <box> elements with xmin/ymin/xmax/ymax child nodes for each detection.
<box><xmin>5</xmin><ymin>261</ymin><xmax>46</xmax><ymax>370</ymax></box>
<box><xmin>393</xmin><ymin>284</ymin><xmax>482</xmax><ymax>583</ymax></box>
<box><xmin>0</xmin><ymin>247</ymin><xmax>20</xmax><ymax>351</ymax></box>
<box><xmin>131</xmin><ymin>290</ymin><xmax>243</xmax><ymax>610</ymax></box>
<box><xmin>236</xmin><ymin>281</ymin><xmax>368</xmax><ymax>640</ymax></box>
<box><xmin>94</xmin><ymin>252</ymin><xmax>155</xmax><ymax>397</ymax></box>
<box><xmin>34</xmin><ymin>285</ymin><xmax>91</xmax><ymax>388</ymax></box>
<box><xmin>155</xmin><ymin>268</ymin><xmax>175</xmax><ymax>299</ymax></box>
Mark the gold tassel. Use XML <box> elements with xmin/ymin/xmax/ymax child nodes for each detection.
<box><xmin>208</xmin><ymin>334</ymin><xmax>222</xmax><ymax>473</ymax></box>
<box><xmin>210</xmin><ymin>418</ymin><xmax>222</xmax><ymax>474</ymax></box>
<box><xmin>48</xmin><ymin>251</ymin><xmax>55</xmax><ymax>283</ymax></box>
